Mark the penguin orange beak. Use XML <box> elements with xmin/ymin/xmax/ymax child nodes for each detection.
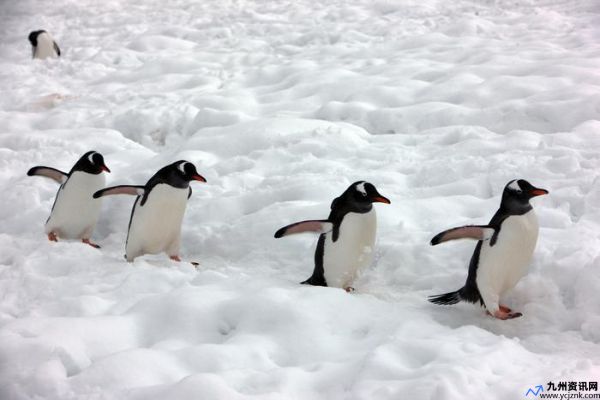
<box><xmin>192</xmin><ymin>174</ymin><xmax>206</xmax><ymax>182</ymax></box>
<box><xmin>371</xmin><ymin>195</ymin><xmax>391</xmax><ymax>204</ymax></box>
<box><xmin>101</xmin><ymin>165</ymin><xmax>111</xmax><ymax>173</ymax></box>
<box><xmin>530</xmin><ymin>188</ymin><xmax>548</xmax><ymax>197</ymax></box>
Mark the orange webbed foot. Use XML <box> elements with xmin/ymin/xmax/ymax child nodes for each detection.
<box><xmin>499</xmin><ymin>304</ymin><xmax>512</xmax><ymax>313</ymax></box>
<box><xmin>492</xmin><ymin>309</ymin><xmax>523</xmax><ymax>320</ymax></box>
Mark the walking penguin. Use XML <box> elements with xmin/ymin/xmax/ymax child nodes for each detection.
<box><xmin>275</xmin><ymin>181</ymin><xmax>390</xmax><ymax>291</ymax></box>
<box><xmin>28</xmin><ymin>30</ymin><xmax>61</xmax><ymax>59</ymax></box>
<box><xmin>94</xmin><ymin>160</ymin><xmax>206</xmax><ymax>262</ymax></box>
<box><xmin>27</xmin><ymin>151</ymin><xmax>110</xmax><ymax>247</ymax></box>
<box><xmin>429</xmin><ymin>179</ymin><xmax>548</xmax><ymax>319</ymax></box>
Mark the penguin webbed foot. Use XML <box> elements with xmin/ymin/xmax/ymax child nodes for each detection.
<box><xmin>82</xmin><ymin>238</ymin><xmax>101</xmax><ymax>249</ymax></box>
<box><xmin>344</xmin><ymin>286</ymin><xmax>355</xmax><ymax>293</ymax></box>
<box><xmin>47</xmin><ymin>232</ymin><xmax>58</xmax><ymax>242</ymax></box>
<box><xmin>488</xmin><ymin>309</ymin><xmax>523</xmax><ymax>320</ymax></box>
<box><xmin>499</xmin><ymin>304</ymin><xmax>512</xmax><ymax>313</ymax></box>
<box><xmin>170</xmin><ymin>255</ymin><xmax>182</xmax><ymax>262</ymax></box>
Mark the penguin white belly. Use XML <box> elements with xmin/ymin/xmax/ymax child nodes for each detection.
<box><xmin>45</xmin><ymin>172</ymin><xmax>105</xmax><ymax>239</ymax></box>
<box><xmin>35</xmin><ymin>33</ymin><xmax>58</xmax><ymax>59</ymax></box>
<box><xmin>476</xmin><ymin>210</ymin><xmax>539</xmax><ymax>309</ymax></box>
<box><xmin>126</xmin><ymin>184</ymin><xmax>188</xmax><ymax>260</ymax></box>
<box><xmin>323</xmin><ymin>209</ymin><xmax>377</xmax><ymax>288</ymax></box>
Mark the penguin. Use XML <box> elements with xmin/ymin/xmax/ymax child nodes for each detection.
<box><xmin>27</xmin><ymin>151</ymin><xmax>110</xmax><ymax>247</ymax></box>
<box><xmin>93</xmin><ymin>160</ymin><xmax>206</xmax><ymax>262</ymax></box>
<box><xmin>28</xmin><ymin>30</ymin><xmax>61</xmax><ymax>59</ymax></box>
<box><xmin>274</xmin><ymin>181</ymin><xmax>390</xmax><ymax>291</ymax></box>
<box><xmin>428</xmin><ymin>179</ymin><xmax>548</xmax><ymax>320</ymax></box>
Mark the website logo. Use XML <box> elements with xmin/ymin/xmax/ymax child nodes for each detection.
<box><xmin>525</xmin><ymin>385</ymin><xmax>544</xmax><ymax>397</ymax></box>
<box><xmin>524</xmin><ymin>381</ymin><xmax>599</xmax><ymax>399</ymax></box>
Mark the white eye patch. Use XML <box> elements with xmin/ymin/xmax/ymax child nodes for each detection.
<box><xmin>88</xmin><ymin>152</ymin><xmax>96</xmax><ymax>164</ymax></box>
<box><xmin>356</xmin><ymin>182</ymin><xmax>367</xmax><ymax>195</ymax></box>
<box><xmin>508</xmin><ymin>180</ymin><xmax>521</xmax><ymax>191</ymax></box>
<box><xmin>178</xmin><ymin>162</ymin><xmax>189</xmax><ymax>174</ymax></box>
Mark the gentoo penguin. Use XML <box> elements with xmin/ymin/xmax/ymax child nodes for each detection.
<box><xmin>27</xmin><ymin>151</ymin><xmax>110</xmax><ymax>247</ymax></box>
<box><xmin>94</xmin><ymin>160</ymin><xmax>206</xmax><ymax>262</ymax></box>
<box><xmin>28</xmin><ymin>30</ymin><xmax>61</xmax><ymax>59</ymax></box>
<box><xmin>428</xmin><ymin>179</ymin><xmax>548</xmax><ymax>320</ymax></box>
<box><xmin>274</xmin><ymin>181</ymin><xmax>390</xmax><ymax>291</ymax></box>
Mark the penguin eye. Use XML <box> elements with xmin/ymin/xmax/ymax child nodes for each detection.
<box><xmin>361</xmin><ymin>192</ymin><xmax>367</xmax><ymax>197</ymax></box>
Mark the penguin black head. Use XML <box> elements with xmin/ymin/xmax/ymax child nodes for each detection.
<box><xmin>72</xmin><ymin>151</ymin><xmax>111</xmax><ymax>175</ymax></box>
<box><xmin>501</xmin><ymin>179</ymin><xmax>548</xmax><ymax>213</ymax></box>
<box><xmin>28</xmin><ymin>30</ymin><xmax>46</xmax><ymax>47</ymax></box>
<box><xmin>158</xmin><ymin>160</ymin><xmax>207</xmax><ymax>188</ymax></box>
<box><xmin>333</xmin><ymin>181</ymin><xmax>390</xmax><ymax>213</ymax></box>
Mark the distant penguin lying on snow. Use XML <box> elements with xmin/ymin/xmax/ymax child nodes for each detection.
<box><xmin>94</xmin><ymin>160</ymin><xmax>206</xmax><ymax>262</ymax></box>
<box><xmin>274</xmin><ymin>181</ymin><xmax>390</xmax><ymax>292</ymax></box>
<box><xmin>28</xmin><ymin>151</ymin><xmax>110</xmax><ymax>248</ymax></box>
<box><xmin>28</xmin><ymin>30</ymin><xmax>61</xmax><ymax>59</ymax></box>
<box><xmin>428</xmin><ymin>179</ymin><xmax>548</xmax><ymax>320</ymax></box>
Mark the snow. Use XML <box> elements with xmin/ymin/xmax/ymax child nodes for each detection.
<box><xmin>1</xmin><ymin>0</ymin><xmax>600</xmax><ymax>398</ymax></box>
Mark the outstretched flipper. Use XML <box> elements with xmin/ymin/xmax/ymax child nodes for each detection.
<box><xmin>93</xmin><ymin>185</ymin><xmax>145</xmax><ymax>199</ymax></box>
<box><xmin>430</xmin><ymin>225</ymin><xmax>495</xmax><ymax>246</ymax></box>
<box><xmin>274</xmin><ymin>220</ymin><xmax>334</xmax><ymax>238</ymax></box>
<box><xmin>27</xmin><ymin>166</ymin><xmax>68</xmax><ymax>184</ymax></box>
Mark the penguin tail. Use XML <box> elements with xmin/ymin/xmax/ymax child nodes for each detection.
<box><xmin>301</xmin><ymin>275</ymin><xmax>327</xmax><ymax>287</ymax></box>
<box><xmin>429</xmin><ymin>285</ymin><xmax>482</xmax><ymax>306</ymax></box>
<box><xmin>428</xmin><ymin>290</ymin><xmax>462</xmax><ymax>305</ymax></box>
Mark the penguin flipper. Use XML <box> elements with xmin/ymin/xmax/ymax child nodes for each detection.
<box><xmin>53</xmin><ymin>41</ymin><xmax>61</xmax><ymax>57</ymax></box>
<box><xmin>274</xmin><ymin>220</ymin><xmax>333</xmax><ymax>238</ymax></box>
<box><xmin>27</xmin><ymin>166</ymin><xmax>68</xmax><ymax>184</ymax></box>
<box><xmin>93</xmin><ymin>185</ymin><xmax>145</xmax><ymax>199</ymax></box>
<box><xmin>430</xmin><ymin>225</ymin><xmax>495</xmax><ymax>246</ymax></box>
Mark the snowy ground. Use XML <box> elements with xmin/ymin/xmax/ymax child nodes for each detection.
<box><xmin>1</xmin><ymin>0</ymin><xmax>600</xmax><ymax>398</ymax></box>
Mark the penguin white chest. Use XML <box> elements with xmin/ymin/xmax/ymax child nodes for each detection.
<box><xmin>477</xmin><ymin>210</ymin><xmax>539</xmax><ymax>297</ymax></box>
<box><xmin>323</xmin><ymin>209</ymin><xmax>377</xmax><ymax>288</ymax></box>
<box><xmin>34</xmin><ymin>33</ymin><xmax>58</xmax><ymax>59</ymax></box>
<box><xmin>126</xmin><ymin>184</ymin><xmax>189</xmax><ymax>260</ymax></box>
<box><xmin>46</xmin><ymin>172</ymin><xmax>105</xmax><ymax>239</ymax></box>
